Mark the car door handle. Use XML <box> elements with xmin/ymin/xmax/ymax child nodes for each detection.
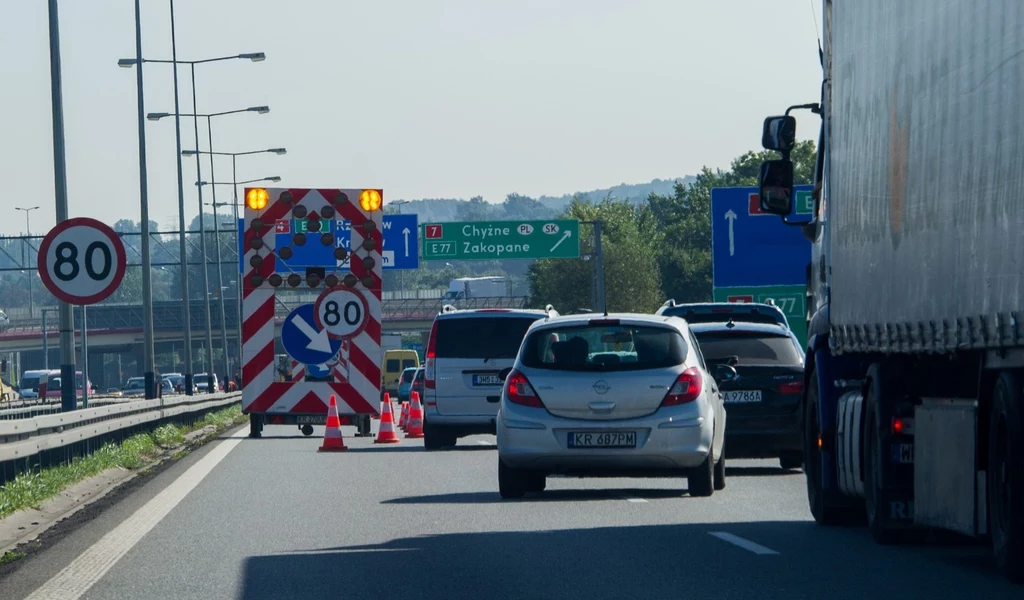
<box><xmin>588</xmin><ymin>401</ymin><xmax>616</xmax><ymax>412</ymax></box>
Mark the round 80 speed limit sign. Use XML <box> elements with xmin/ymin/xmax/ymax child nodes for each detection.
<box><xmin>313</xmin><ymin>288</ymin><xmax>369</xmax><ymax>339</ymax></box>
<box><xmin>37</xmin><ymin>218</ymin><xmax>127</xmax><ymax>305</ymax></box>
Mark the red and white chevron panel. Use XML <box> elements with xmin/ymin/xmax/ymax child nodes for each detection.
<box><xmin>241</xmin><ymin>188</ymin><xmax>382</xmax><ymax>417</ymax></box>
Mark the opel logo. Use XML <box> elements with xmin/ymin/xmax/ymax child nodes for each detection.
<box><xmin>593</xmin><ymin>380</ymin><xmax>611</xmax><ymax>394</ymax></box>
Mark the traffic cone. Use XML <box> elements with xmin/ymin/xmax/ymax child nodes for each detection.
<box><xmin>318</xmin><ymin>395</ymin><xmax>348</xmax><ymax>452</ymax></box>
<box><xmin>399</xmin><ymin>402</ymin><xmax>409</xmax><ymax>431</ymax></box>
<box><xmin>406</xmin><ymin>392</ymin><xmax>425</xmax><ymax>439</ymax></box>
<box><xmin>374</xmin><ymin>393</ymin><xmax>401</xmax><ymax>444</ymax></box>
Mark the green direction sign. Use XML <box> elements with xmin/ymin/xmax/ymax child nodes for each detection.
<box><xmin>421</xmin><ymin>220</ymin><xmax>580</xmax><ymax>261</ymax></box>
<box><xmin>712</xmin><ymin>284</ymin><xmax>808</xmax><ymax>350</ymax></box>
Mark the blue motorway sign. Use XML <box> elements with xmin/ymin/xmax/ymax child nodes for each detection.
<box><xmin>237</xmin><ymin>215</ymin><xmax>419</xmax><ymax>272</ymax></box>
<box><xmin>336</xmin><ymin>213</ymin><xmax>419</xmax><ymax>270</ymax></box>
<box><xmin>710</xmin><ymin>185</ymin><xmax>814</xmax><ymax>288</ymax></box>
<box><xmin>281</xmin><ymin>304</ymin><xmax>342</xmax><ymax>365</ymax></box>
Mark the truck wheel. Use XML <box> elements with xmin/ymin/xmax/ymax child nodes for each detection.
<box><xmin>248</xmin><ymin>413</ymin><xmax>263</xmax><ymax>439</ymax></box>
<box><xmin>988</xmin><ymin>371</ymin><xmax>1024</xmax><ymax>583</ymax></box>
<box><xmin>805</xmin><ymin>365</ymin><xmax>861</xmax><ymax>525</ymax></box>
<box><xmin>780</xmin><ymin>451</ymin><xmax>803</xmax><ymax>471</ymax></box>
<box><xmin>300</xmin><ymin>424</ymin><xmax>314</xmax><ymax>437</ymax></box>
<box><xmin>864</xmin><ymin>364</ymin><xmax>900</xmax><ymax>545</ymax></box>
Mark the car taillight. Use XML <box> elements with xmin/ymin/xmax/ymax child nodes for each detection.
<box><xmin>778</xmin><ymin>381</ymin><xmax>803</xmax><ymax>395</ymax></box>
<box><xmin>662</xmin><ymin>367</ymin><xmax>702</xmax><ymax>406</ymax></box>
<box><xmin>425</xmin><ymin>320</ymin><xmax>438</xmax><ymax>389</ymax></box>
<box><xmin>505</xmin><ymin>370</ymin><xmax>543</xmax><ymax>408</ymax></box>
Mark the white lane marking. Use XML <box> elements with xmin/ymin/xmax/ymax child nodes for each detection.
<box><xmin>708</xmin><ymin>531</ymin><xmax>780</xmax><ymax>555</ymax></box>
<box><xmin>611</xmin><ymin>492</ymin><xmax>648</xmax><ymax>503</ymax></box>
<box><xmin>476</xmin><ymin>440</ymin><xmax>491</xmax><ymax>446</ymax></box>
<box><xmin>25</xmin><ymin>427</ymin><xmax>248</xmax><ymax>600</ymax></box>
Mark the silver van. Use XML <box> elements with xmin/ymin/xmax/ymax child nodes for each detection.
<box><xmin>423</xmin><ymin>305</ymin><xmax>557</xmax><ymax>449</ymax></box>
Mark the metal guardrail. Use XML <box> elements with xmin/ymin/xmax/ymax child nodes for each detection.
<box><xmin>0</xmin><ymin>392</ymin><xmax>241</xmax><ymax>463</ymax></box>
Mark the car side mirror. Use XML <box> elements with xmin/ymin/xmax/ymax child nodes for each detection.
<box><xmin>759</xmin><ymin>159</ymin><xmax>794</xmax><ymax>215</ymax></box>
<box><xmin>761</xmin><ymin>115</ymin><xmax>796</xmax><ymax>152</ymax></box>
<box><xmin>714</xmin><ymin>364</ymin><xmax>739</xmax><ymax>383</ymax></box>
<box><xmin>498</xmin><ymin>367</ymin><xmax>514</xmax><ymax>382</ymax></box>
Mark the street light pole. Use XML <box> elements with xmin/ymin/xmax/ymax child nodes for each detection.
<box><xmin>169</xmin><ymin>0</ymin><xmax>194</xmax><ymax>396</ymax></box>
<box><xmin>15</xmin><ymin>206</ymin><xmax>39</xmax><ymax>316</ymax></box>
<box><xmin>232</xmin><ymin>156</ymin><xmax>241</xmax><ymax>376</ymax></box>
<box><xmin>189</xmin><ymin>64</ymin><xmax>215</xmax><ymax>382</ymax></box>
<box><xmin>46</xmin><ymin>0</ymin><xmax>76</xmax><ymax>412</ymax></box>
<box><xmin>134</xmin><ymin>0</ymin><xmax>157</xmax><ymax>400</ymax></box>
<box><xmin>206</xmin><ymin>117</ymin><xmax>230</xmax><ymax>382</ymax></box>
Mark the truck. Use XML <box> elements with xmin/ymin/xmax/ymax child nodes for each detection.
<box><xmin>442</xmin><ymin>276</ymin><xmax>510</xmax><ymax>301</ymax></box>
<box><xmin>756</xmin><ymin>0</ymin><xmax>1022</xmax><ymax>581</ymax></box>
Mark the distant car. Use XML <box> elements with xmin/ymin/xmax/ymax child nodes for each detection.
<box><xmin>689</xmin><ymin>320</ymin><xmax>805</xmax><ymax>470</ymax></box>
<box><xmin>163</xmin><ymin>374</ymin><xmax>192</xmax><ymax>394</ymax></box>
<box><xmin>423</xmin><ymin>305</ymin><xmax>557</xmax><ymax>449</ymax></box>
<box><xmin>656</xmin><ymin>301</ymin><xmax>791</xmax><ymax>330</ymax></box>
<box><xmin>19</xmin><ymin>369</ymin><xmax>48</xmax><ymax>400</ymax></box>
<box><xmin>194</xmin><ymin>373</ymin><xmax>219</xmax><ymax>393</ymax></box>
<box><xmin>122</xmin><ymin>377</ymin><xmax>146</xmax><ymax>397</ymax></box>
<box><xmin>496</xmin><ymin>313</ymin><xmax>729</xmax><ymax>499</ymax></box>
<box><xmin>397</xmin><ymin>367</ymin><xmax>418</xmax><ymax>403</ymax></box>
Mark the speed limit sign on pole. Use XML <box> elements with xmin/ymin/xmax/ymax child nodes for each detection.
<box><xmin>314</xmin><ymin>287</ymin><xmax>369</xmax><ymax>339</ymax></box>
<box><xmin>37</xmin><ymin>217</ymin><xmax>127</xmax><ymax>305</ymax></box>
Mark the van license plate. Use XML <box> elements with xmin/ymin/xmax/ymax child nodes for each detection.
<box><xmin>568</xmin><ymin>432</ymin><xmax>636</xmax><ymax>448</ymax></box>
<box><xmin>473</xmin><ymin>374</ymin><xmax>502</xmax><ymax>386</ymax></box>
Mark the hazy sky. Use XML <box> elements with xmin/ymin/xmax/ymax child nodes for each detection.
<box><xmin>0</xmin><ymin>0</ymin><xmax>822</xmax><ymax>236</ymax></box>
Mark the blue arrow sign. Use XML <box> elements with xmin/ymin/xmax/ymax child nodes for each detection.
<box><xmin>336</xmin><ymin>214</ymin><xmax>419</xmax><ymax>270</ymax></box>
<box><xmin>710</xmin><ymin>185</ymin><xmax>814</xmax><ymax>288</ymax></box>
<box><xmin>281</xmin><ymin>304</ymin><xmax>342</xmax><ymax>365</ymax></box>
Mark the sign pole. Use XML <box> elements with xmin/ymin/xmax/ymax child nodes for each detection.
<box><xmin>593</xmin><ymin>220</ymin><xmax>605</xmax><ymax>314</ymax></box>
<box><xmin>81</xmin><ymin>304</ymin><xmax>89</xmax><ymax>408</ymax></box>
<box><xmin>46</xmin><ymin>0</ymin><xmax>76</xmax><ymax>413</ymax></box>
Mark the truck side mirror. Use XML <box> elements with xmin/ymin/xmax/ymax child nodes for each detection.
<box><xmin>761</xmin><ymin>115</ymin><xmax>797</xmax><ymax>152</ymax></box>
<box><xmin>759</xmin><ymin>159</ymin><xmax>794</xmax><ymax>215</ymax></box>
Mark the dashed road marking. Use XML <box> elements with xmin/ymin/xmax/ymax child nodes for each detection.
<box><xmin>612</xmin><ymin>492</ymin><xmax>649</xmax><ymax>503</ymax></box>
<box><xmin>708</xmin><ymin>531</ymin><xmax>780</xmax><ymax>555</ymax></box>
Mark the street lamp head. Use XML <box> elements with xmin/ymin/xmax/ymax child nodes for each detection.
<box><xmin>266</xmin><ymin>176</ymin><xmax>282</xmax><ymax>182</ymax></box>
<box><xmin>239</xmin><ymin>52</ymin><xmax>266</xmax><ymax>62</ymax></box>
<box><xmin>117</xmin><ymin>58</ymin><xmax>137</xmax><ymax>68</ymax></box>
<box><xmin>181</xmin><ymin>150</ymin><xmax>198</xmax><ymax>156</ymax></box>
<box><xmin>146</xmin><ymin>112</ymin><xmax>170</xmax><ymax>121</ymax></box>
<box><xmin>249</xmin><ymin>106</ymin><xmax>271</xmax><ymax>114</ymax></box>
<box><xmin>268</xmin><ymin>148</ymin><xmax>287</xmax><ymax>155</ymax></box>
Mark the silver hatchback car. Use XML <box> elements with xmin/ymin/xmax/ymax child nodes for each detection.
<box><xmin>496</xmin><ymin>313</ymin><xmax>732</xmax><ymax>499</ymax></box>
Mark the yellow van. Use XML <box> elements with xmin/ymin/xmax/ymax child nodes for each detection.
<box><xmin>382</xmin><ymin>350</ymin><xmax>419</xmax><ymax>399</ymax></box>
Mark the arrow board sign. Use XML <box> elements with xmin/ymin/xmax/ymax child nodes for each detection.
<box><xmin>281</xmin><ymin>304</ymin><xmax>343</xmax><ymax>366</ymax></box>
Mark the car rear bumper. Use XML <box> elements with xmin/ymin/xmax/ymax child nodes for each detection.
<box><xmin>497</xmin><ymin>404</ymin><xmax>714</xmax><ymax>473</ymax></box>
<box><xmin>724</xmin><ymin>413</ymin><xmax>801</xmax><ymax>457</ymax></box>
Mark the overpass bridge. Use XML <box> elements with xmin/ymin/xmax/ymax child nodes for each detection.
<box><xmin>0</xmin><ymin>296</ymin><xmax>529</xmax><ymax>387</ymax></box>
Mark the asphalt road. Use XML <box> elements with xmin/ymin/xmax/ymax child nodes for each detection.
<box><xmin>0</xmin><ymin>424</ymin><xmax>1020</xmax><ymax>600</ymax></box>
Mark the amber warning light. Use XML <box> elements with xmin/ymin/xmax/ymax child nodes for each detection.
<box><xmin>246</xmin><ymin>188</ymin><xmax>269</xmax><ymax>210</ymax></box>
<box><xmin>359</xmin><ymin>189</ymin><xmax>382</xmax><ymax>212</ymax></box>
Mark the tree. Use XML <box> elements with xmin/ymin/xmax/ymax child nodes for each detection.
<box><xmin>528</xmin><ymin>198</ymin><xmax>663</xmax><ymax>313</ymax></box>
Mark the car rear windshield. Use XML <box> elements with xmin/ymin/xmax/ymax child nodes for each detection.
<box><xmin>693</xmin><ymin>332</ymin><xmax>802</xmax><ymax>366</ymax></box>
<box><xmin>435</xmin><ymin>317</ymin><xmax>540</xmax><ymax>359</ymax></box>
<box><xmin>400</xmin><ymin>370</ymin><xmax>415</xmax><ymax>384</ymax></box>
<box><xmin>521</xmin><ymin>323</ymin><xmax>687</xmax><ymax>372</ymax></box>
<box><xmin>663</xmin><ymin>308</ymin><xmax>785</xmax><ymax>327</ymax></box>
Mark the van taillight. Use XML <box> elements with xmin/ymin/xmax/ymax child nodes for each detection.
<box><xmin>425</xmin><ymin>320</ymin><xmax>438</xmax><ymax>389</ymax></box>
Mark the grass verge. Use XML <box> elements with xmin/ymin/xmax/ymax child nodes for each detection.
<box><xmin>0</xmin><ymin>404</ymin><xmax>244</xmax><ymax>521</ymax></box>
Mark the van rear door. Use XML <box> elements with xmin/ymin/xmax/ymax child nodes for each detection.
<box><xmin>432</xmin><ymin>315</ymin><xmax>539</xmax><ymax>416</ymax></box>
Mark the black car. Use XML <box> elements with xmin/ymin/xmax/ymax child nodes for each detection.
<box><xmin>689</xmin><ymin>321</ymin><xmax>805</xmax><ymax>470</ymax></box>
<box><xmin>657</xmin><ymin>300</ymin><xmax>791</xmax><ymax>329</ymax></box>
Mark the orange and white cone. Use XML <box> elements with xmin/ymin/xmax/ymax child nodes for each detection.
<box><xmin>374</xmin><ymin>393</ymin><xmax>401</xmax><ymax>444</ymax></box>
<box><xmin>399</xmin><ymin>401</ymin><xmax>409</xmax><ymax>431</ymax></box>
<box><xmin>406</xmin><ymin>391</ymin><xmax>425</xmax><ymax>439</ymax></box>
<box><xmin>318</xmin><ymin>394</ymin><xmax>348</xmax><ymax>452</ymax></box>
